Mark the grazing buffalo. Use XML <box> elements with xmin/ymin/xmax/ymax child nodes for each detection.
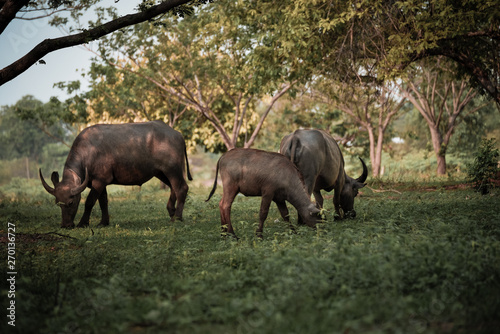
<box><xmin>40</xmin><ymin>121</ymin><xmax>192</xmax><ymax>228</ymax></box>
<box><xmin>206</xmin><ymin>148</ymin><xmax>322</xmax><ymax>239</ymax></box>
<box><xmin>280</xmin><ymin>129</ymin><xmax>368</xmax><ymax>220</ymax></box>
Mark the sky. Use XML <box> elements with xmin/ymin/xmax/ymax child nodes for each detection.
<box><xmin>0</xmin><ymin>1</ymin><xmax>137</xmax><ymax>107</ymax></box>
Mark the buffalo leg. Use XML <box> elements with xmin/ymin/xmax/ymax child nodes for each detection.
<box><xmin>275</xmin><ymin>200</ymin><xmax>295</xmax><ymax>233</ymax></box>
<box><xmin>157</xmin><ymin>174</ymin><xmax>187</xmax><ymax>221</ymax></box>
<box><xmin>77</xmin><ymin>187</ymin><xmax>102</xmax><ymax>228</ymax></box>
<box><xmin>313</xmin><ymin>190</ymin><xmax>324</xmax><ymax>209</ymax></box>
<box><xmin>166</xmin><ymin>190</ymin><xmax>177</xmax><ymax>218</ymax></box>
<box><xmin>333</xmin><ymin>187</ymin><xmax>343</xmax><ymax>220</ymax></box>
<box><xmin>256</xmin><ymin>194</ymin><xmax>273</xmax><ymax>239</ymax></box>
<box><xmin>160</xmin><ymin>178</ymin><xmax>176</xmax><ymax>218</ymax></box>
<box><xmin>169</xmin><ymin>178</ymin><xmax>188</xmax><ymax>221</ymax></box>
<box><xmin>219</xmin><ymin>187</ymin><xmax>238</xmax><ymax>239</ymax></box>
<box><xmin>298</xmin><ymin>176</ymin><xmax>316</xmax><ymax>225</ymax></box>
<box><xmin>97</xmin><ymin>188</ymin><xmax>110</xmax><ymax>227</ymax></box>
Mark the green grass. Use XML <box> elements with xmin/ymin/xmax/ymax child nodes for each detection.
<box><xmin>1</xmin><ymin>179</ymin><xmax>499</xmax><ymax>334</ymax></box>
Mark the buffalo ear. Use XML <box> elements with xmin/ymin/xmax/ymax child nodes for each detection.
<box><xmin>51</xmin><ymin>172</ymin><xmax>60</xmax><ymax>187</ymax></box>
<box><xmin>355</xmin><ymin>181</ymin><xmax>366</xmax><ymax>190</ymax></box>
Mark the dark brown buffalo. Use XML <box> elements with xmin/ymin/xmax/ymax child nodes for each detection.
<box><xmin>206</xmin><ymin>148</ymin><xmax>321</xmax><ymax>239</ymax></box>
<box><xmin>40</xmin><ymin>121</ymin><xmax>192</xmax><ymax>228</ymax></box>
<box><xmin>280</xmin><ymin>129</ymin><xmax>367</xmax><ymax>219</ymax></box>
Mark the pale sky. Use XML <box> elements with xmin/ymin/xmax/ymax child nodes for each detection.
<box><xmin>0</xmin><ymin>1</ymin><xmax>138</xmax><ymax>107</ymax></box>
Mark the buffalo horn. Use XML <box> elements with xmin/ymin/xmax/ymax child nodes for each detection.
<box><xmin>70</xmin><ymin>168</ymin><xmax>89</xmax><ymax>196</ymax></box>
<box><xmin>356</xmin><ymin>158</ymin><xmax>368</xmax><ymax>183</ymax></box>
<box><xmin>39</xmin><ymin>169</ymin><xmax>55</xmax><ymax>195</ymax></box>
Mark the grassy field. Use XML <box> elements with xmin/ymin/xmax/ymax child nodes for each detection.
<box><xmin>1</xmin><ymin>177</ymin><xmax>499</xmax><ymax>334</ymax></box>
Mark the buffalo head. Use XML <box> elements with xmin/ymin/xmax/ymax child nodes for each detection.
<box><xmin>340</xmin><ymin>158</ymin><xmax>368</xmax><ymax>219</ymax></box>
<box><xmin>39</xmin><ymin>168</ymin><xmax>89</xmax><ymax>228</ymax></box>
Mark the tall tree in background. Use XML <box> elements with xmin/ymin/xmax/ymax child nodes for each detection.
<box><xmin>78</xmin><ymin>0</ymin><xmax>303</xmax><ymax>151</ymax></box>
<box><xmin>313</xmin><ymin>78</ymin><xmax>407</xmax><ymax>177</ymax></box>
<box><xmin>399</xmin><ymin>58</ymin><xmax>487</xmax><ymax>175</ymax></box>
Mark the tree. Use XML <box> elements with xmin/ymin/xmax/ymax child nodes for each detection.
<box><xmin>312</xmin><ymin>78</ymin><xmax>407</xmax><ymax>177</ymax></box>
<box><xmin>0</xmin><ymin>95</ymin><xmax>73</xmax><ymax>178</ymax></box>
<box><xmin>268</xmin><ymin>1</ymin><xmax>500</xmax><ymax>105</ymax></box>
<box><xmin>0</xmin><ymin>0</ymin><xmax>209</xmax><ymax>86</ymax></box>
<box><xmin>398</xmin><ymin>58</ymin><xmax>488</xmax><ymax>175</ymax></box>
<box><xmin>388</xmin><ymin>0</ymin><xmax>500</xmax><ymax>105</ymax></box>
<box><xmin>76</xmin><ymin>0</ymin><xmax>300</xmax><ymax>151</ymax></box>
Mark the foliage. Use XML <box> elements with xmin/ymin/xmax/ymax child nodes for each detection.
<box><xmin>1</xmin><ymin>179</ymin><xmax>499</xmax><ymax>333</ymax></box>
<box><xmin>65</xmin><ymin>0</ymin><xmax>305</xmax><ymax>151</ymax></box>
<box><xmin>275</xmin><ymin>0</ymin><xmax>500</xmax><ymax>104</ymax></box>
<box><xmin>466</xmin><ymin>138</ymin><xmax>500</xmax><ymax>194</ymax></box>
<box><xmin>0</xmin><ymin>96</ymin><xmax>73</xmax><ymax>159</ymax></box>
<box><xmin>0</xmin><ymin>96</ymin><xmax>74</xmax><ymax>184</ymax></box>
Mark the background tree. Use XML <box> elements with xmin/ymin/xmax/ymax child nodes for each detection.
<box><xmin>75</xmin><ymin>0</ymin><xmax>302</xmax><ymax>151</ymax></box>
<box><xmin>311</xmin><ymin>78</ymin><xmax>408</xmax><ymax>177</ymax></box>
<box><xmin>0</xmin><ymin>95</ymin><xmax>73</xmax><ymax>181</ymax></box>
<box><xmin>399</xmin><ymin>58</ymin><xmax>487</xmax><ymax>175</ymax></box>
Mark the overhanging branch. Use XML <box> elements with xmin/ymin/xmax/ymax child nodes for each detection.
<box><xmin>0</xmin><ymin>0</ymin><xmax>193</xmax><ymax>86</ymax></box>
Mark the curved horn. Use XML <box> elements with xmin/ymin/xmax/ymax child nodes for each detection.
<box><xmin>39</xmin><ymin>169</ymin><xmax>55</xmax><ymax>195</ymax></box>
<box><xmin>70</xmin><ymin>168</ymin><xmax>89</xmax><ymax>196</ymax></box>
<box><xmin>356</xmin><ymin>158</ymin><xmax>368</xmax><ymax>183</ymax></box>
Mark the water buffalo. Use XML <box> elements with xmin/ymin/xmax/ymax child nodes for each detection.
<box><xmin>40</xmin><ymin>120</ymin><xmax>192</xmax><ymax>228</ymax></box>
<box><xmin>280</xmin><ymin>129</ymin><xmax>368</xmax><ymax>220</ymax></box>
<box><xmin>206</xmin><ymin>148</ymin><xmax>322</xmax><ymax>239</ymax></box>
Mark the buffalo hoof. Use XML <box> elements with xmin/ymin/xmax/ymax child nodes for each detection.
<box><xmin>76</xmin><ymin>222</ymin><xmax>89</xmax><ymax>228</ymax></box>
<box><xmin>221</xmin><ymin>231</ymin><xmax>239</xmax><ymax>241</ymax></box>
<box><xmin>97</xmin><ymin>221</ymin><xmax>109</xmax><ymax>228</ymax></box>
<box><xmin>221</xmin><ymin>234</ymin><xmax>239</xmax><ymax>241</ymax></box>
<box><xmin>61</xmin><ymin>224</ymin><xmax>75</xmax><ymax>229</ymax></box>
<box><xmin>170</xmin><ymin>216</ymin><xmax>183</xmax><ymax>222</ymax></box>
<box><xmin>344</xmin><ymin>210</ymin><xmax>356</xmax><ymax>219</ymax></box>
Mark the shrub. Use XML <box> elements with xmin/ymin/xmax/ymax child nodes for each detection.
<box><xmin>467</xmin><ymin>138</ymin><xmax>500</xmax><ymax>194</ymax></box>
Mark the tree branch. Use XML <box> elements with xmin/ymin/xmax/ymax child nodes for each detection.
<box><xmin>245</xmin><ymin>81</ymin><xmax>297</xmax><ymax>148</ymax></box>
<box><xmin>0</xmin><ymin>0</ymin><xmax>30</xmax><ymax>34</ymax></box>
<box><xmin>0</xmin><ymin>0</ymin><xmax>193</xmax><ymax>86</ymax></box>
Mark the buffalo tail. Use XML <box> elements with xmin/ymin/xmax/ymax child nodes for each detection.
<box><xmin>184</xmin><ymin>146</ymin><xmax>193</xmax><ymax>181</ymax></box>
<box><xmin>205</xmin><ymin>157</ymin><xmax>220</xmax><ymax>202</ymax></box>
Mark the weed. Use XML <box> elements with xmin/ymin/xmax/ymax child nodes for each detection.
<box><xmin>1</xmin><ymin>181</ymin><xmax>499</xmax><ymax>334</ymax></box>
<box><xmin>467</xmin><ymin>138</ymin><xmax>500</xmax><ymax>194</ymax></box>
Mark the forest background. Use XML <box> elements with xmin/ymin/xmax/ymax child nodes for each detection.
<box><xmin>1</xmin><ymin>0</ymin><xmax>500</xmax><ymax>187</ymax></box>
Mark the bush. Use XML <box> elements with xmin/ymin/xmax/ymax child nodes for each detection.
<box><xmin>467</xmin><ymin>138</ymin><xmax>500</xmax><ymax>194</ymax></box>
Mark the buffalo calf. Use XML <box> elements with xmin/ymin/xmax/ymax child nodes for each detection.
<box><xmin>206</xmin><ymin>148</ymin><xmax>321</xmax><ymax>239</ymax></box>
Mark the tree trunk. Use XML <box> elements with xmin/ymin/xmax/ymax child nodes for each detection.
<box><xmin>25</xmin><ymin>156</ymin><xmax>30</xmax><ymax>179</ymax></box>
<box><xmin>366</xmin><ymin>127</ymin><xmax>380</xmax><ymax>177</ymax></box>
<box><xmin>429</xmin><ymin>125</ymin><xmax>447</xmax><ymax>175</ymax></box>
<box><xmin>373</xmin><ymin>126</ymin><xmax>385</xmax><ymax>178</ymax></box>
